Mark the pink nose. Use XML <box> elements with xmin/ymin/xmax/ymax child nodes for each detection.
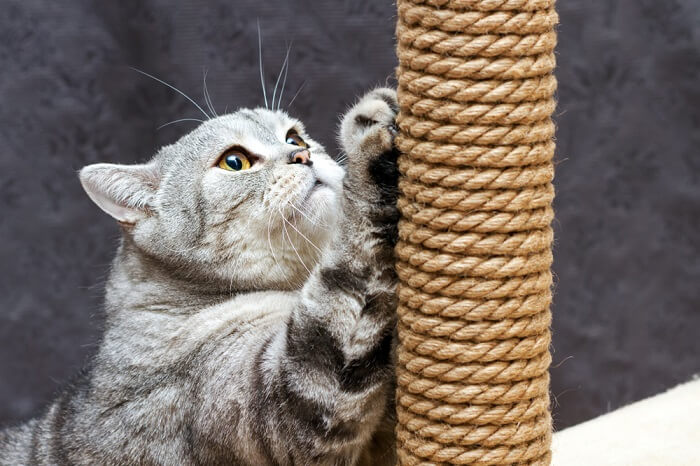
<box><xmin>289</xmin><ymin>149</ymin><xmax>312</xmax><ymax>166</ymax></box>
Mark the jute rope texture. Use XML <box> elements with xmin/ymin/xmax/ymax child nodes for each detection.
<box><xmin>394</xmin><ymin>0</ymin><xmax>557</xmax><ymax>464</ymax></box>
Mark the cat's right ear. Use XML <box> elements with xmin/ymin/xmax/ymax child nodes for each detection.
<box><xmin>79</xmin><ymin>163</ymin><xmax>159</xmax><ymax>224</ymax></box>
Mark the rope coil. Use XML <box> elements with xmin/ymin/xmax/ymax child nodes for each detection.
<box><xmin>395</xmin><ymin>0</ymin><xmax>557</xmax><ymax>463</ymax></box>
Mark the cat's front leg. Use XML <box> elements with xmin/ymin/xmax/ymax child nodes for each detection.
<box><xmin>252</xmin><ymin>89</ymin><xmax>399</xmax><ymax>466</ymax></box>
<box><xmin>338</xmin><ymin>87</ymin><xmax>400</xmax><ymax>254</ymax></box>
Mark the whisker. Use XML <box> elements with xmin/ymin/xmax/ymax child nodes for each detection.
<box><xmin>257</xmin><ymin>21</ymin><xmax>269</xmax><ymax>109</ymax></box>
<box><xmin>273</xmin><ymin>43</ymin><xmax>292</xmax><ymax>111</ymax></box>
<box><xmin>157</xmin><ymin>118</ymin><xmax>205</xmax><ymax>130</ymax></box>
<box><xmin>282</xmin><ymin>204</ymin><xmax>323</xmax><ymax>253</ymax></box>
<box><xmin>335</xmin><ymin>148</ymin><xmax>350</xmax><ymax>166</ymax></box>
<box><xmin>267</xmin><ymin>209</ymin><xmax>297</xmax><ymax>289</ymax></box>
<box><xmin>280</xmin><ymin>211</ymin><xmax>311</xmax><ymax>276</ymax></box>
<box><xmin>287</xmin><ymin>200</ymin><xmax>319</xmax><ymax>225</ymax></box>
<box><xmin>287</xmin><ymin>80</ymin><xmax>307</xmax><ymax>109</ymax></box>
<box><xmin>267</xmin><ymin>211</ymin><xmax>287</xmax><ymax>281</ymax></box>
<box><xmin>280</xmin><ymin>221</ymin><xmax>307</xmax><ymax>290</ymax></box>
<box><xmin>277</xmin><ymin>44</ymin><xmax>292</xmax><ymax>111</ymax></box>
<box><xmin>202</xmin><ymin>68</ymin><xmax>218</xmax><ymax>117</ymax></box>
<box><xmin>288</xmin><ymin>200</ymin><xmax>329</xmax><ymax>230</ymax></box>
<box><xmin>130</xmin><ymin>67</ymin><xmax>211</xmax><ymax>120</ymax></box>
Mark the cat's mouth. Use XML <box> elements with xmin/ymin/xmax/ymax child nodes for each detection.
<box><xmin>305</xmin><ymin>178</ymin><xmax>326</xmax><ymax>201</ymax></box>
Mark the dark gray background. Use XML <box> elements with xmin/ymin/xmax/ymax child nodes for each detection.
<box><xmin>1</xmin><ymin>0</ymin><xmax>698</xmax><ymax>431</ymax></box>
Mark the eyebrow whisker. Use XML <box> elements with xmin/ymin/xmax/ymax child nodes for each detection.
<box><xmin>272</xmin><ymin>43</ymin><xmax>292</xmax><ymax>111</ymax></box>
<box><xmin>157</xmin><ymin>118</ymin><xmax>205</xmax><ymax>130</ymax></box>
<box><xmin>202</xmin><ymin>68</ymin><xmax>218</xmax><ymax>118</ymax></box>
<box><xmin>287</xmin><ymin>80</ymin><xmax>307</xmax><ymax>110</ymax></box>
<box><xmin>130</xmin><ymin>67</ymin><xmax>211</xmax><ymax>120</ymax></box>
<box><xmin>257</xmin><ymin>21</ymin><xmax>269</xmax><ymax>110</ymax></box>
<box><xmin>277</xmin><ymin>43</ymin><xmax>292</xmax><ymax>111</ymax></box>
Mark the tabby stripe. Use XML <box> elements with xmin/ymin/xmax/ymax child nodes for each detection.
<box><xmin>286</xmin><ymin>314</ymin><xmax>393</xmax><ymax>394</ymax></box>
<box><xmin>278</xmin><ymin>367</ymin><xmax>358</xmax><ymax>443</ymax></box>
<box><xmin>319</xmin><ymin>266</ymin><xmax>369</xmax><ymax>299</ymax></box>
<box><xmin>285</xmin><ymin>314</ymin><xmax>344</xmax><ymax>379</ymax></box>
<box><xmin>339</xmin><ymin>330</ymin><xmax>393</xmax><ymax>392</ymax></box>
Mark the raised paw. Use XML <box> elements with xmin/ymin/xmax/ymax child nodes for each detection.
<box><xmin>339</xmin><ymin>87</ymin><xmax>398</xmax><ymax>161</ymax></box>
<box><xmin>338</xmin><ymin>88</ymin><xmax>399</xmax><ymax>243</ymax></box>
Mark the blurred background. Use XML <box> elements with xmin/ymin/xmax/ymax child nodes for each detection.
<box><xmin>0</xmin><ymin>0</ymin><xmax>698</xmax><ymax>431</ymax></box>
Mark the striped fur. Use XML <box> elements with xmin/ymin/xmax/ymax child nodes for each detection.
<box><xmin>0</xmin><ymin>88</ymin><xmax>399</xmax><ymax>465</ymax></box>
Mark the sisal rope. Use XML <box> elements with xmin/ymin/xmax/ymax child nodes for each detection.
<box><xmin>394</xmin><ymin>0</ymin><xmax>558</xmax><ymax>464</ymax></box>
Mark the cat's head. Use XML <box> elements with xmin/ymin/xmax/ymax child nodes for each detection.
<box><xmin>80</xmin><ymin>109</ymin><xmax>344</xmax><ymax>291</ymax></box>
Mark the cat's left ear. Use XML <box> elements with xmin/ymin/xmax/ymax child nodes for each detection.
<box><xmin>79</xmin><ymin>163</ymin><xmax>159</xmax><ymax>224</ymax></box>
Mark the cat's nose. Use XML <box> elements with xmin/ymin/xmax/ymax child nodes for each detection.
<box><xmin>288</xmin><ymin>149</ymin><xmax>313</xmax><ymax>167</ymax></box>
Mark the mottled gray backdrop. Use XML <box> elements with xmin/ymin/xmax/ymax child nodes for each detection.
<box><xmin>1</xmin><ymin>0</ymin><xmax>698</xmax><ymax>431</ymax></box>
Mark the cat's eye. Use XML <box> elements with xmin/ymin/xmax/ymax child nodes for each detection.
<box><xmin>285</xmin><ymin>130</ymin><xmax>308</xmax><ymax>148</ymax></box>
<box><xmin>218</xmin><ymin>149</ymin><xmax>252</xmax><ymax>171</ymax></box>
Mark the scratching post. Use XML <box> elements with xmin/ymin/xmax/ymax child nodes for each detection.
<box><xmin>394</xmin><ymin>0</ymin><xmax>558</xmax><ymax>464</ymax></box>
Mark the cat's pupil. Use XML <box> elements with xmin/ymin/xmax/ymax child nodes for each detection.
<box><xmin>225</xmin><ymin>155</ymin><xmax>243</xmax><ymax>170</ymax></box>
<box><xmin>286</xmin><ymin>137</ymin><xmax>299</xmax><ymax>146</ymax></box>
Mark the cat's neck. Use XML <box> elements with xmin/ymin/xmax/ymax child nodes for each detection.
<box><xmin>105</xmin><ymin>235</ymin><xmax>228</xmax><ymax>316</ymax></box>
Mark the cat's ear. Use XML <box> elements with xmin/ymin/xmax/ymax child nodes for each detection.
<box><xmin>79</xmin><ymin>163</ymin><xmax>159</xmax><ymax>224</ymax></box>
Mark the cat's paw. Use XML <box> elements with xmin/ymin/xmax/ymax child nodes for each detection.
<box><xmin>339</xmin><ymin>88</ymin><xmax>398</xmax><ymax>160</ymax></box>
<box><xmin>339</xmin><ymin>88</ymin><xmax>399</xmax><ymax>207</ymax></box>
<box><xmin>338</xmin><ymin>88</ymin><xmax>399</xmax><ymax>246</ymax></box>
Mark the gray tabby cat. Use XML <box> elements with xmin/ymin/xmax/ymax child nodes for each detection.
<box><xmin>0</xmin><ymin>87</ymin><xmax>400</xmax><ymax>465</ymax></box>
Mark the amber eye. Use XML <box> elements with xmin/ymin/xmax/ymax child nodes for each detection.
<box><xmin>285</xmin><ymin>130</ymin><xmax>308</xmax><ymax>148</ymax></box>
<box><xmin>218</xmin><ymin>149</ymin><xmax>252</xmax><ymax>171</ymax></box>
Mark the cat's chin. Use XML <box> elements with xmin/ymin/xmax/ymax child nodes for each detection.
<box><xmin>306</xmin><ymin>183</ymin><xmax>336</xmax><ymax>207</ymax></box>
<box><xmin>300</xmin><ymin>184</ymin><xmax>340</xmax><ymax>231</ymax></box>
<box><xmin>306</xmin><ymin>179</ymin><xmax>330</xmax><ymax>200</ymax></box>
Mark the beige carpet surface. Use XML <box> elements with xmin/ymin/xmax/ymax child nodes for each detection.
<box><xmin>552</xmin><ymin>378</ymin><xmax>700</xmax><ymax>465</ymax></box>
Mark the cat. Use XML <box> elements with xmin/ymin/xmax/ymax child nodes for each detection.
<box><xmin>0</xmin><ymin>87</ymin><xmax>400</xmax><ymax>465</ymax></box>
